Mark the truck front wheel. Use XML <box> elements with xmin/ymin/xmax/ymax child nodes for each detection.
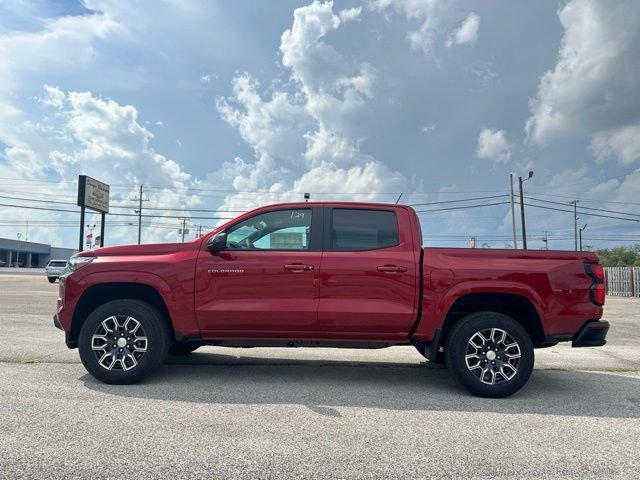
<box><xmin>78</xmin><ymin>299</ymin><xmax>171</xmax><ymax>384</ymax></box>
<box><xmin>445</xmin><ymin>312</ymin><xmax>534</xmax><ymax>398</ymax></box>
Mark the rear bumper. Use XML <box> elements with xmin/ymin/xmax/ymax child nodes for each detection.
<box><xmin>572</xmin><ymin>320</ymin><xmax>610</xmax><ymax>347</ymax></box>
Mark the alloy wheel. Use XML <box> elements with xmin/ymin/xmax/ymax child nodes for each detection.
<box><xmin>91</xmin><ymin>315</ymin><xmax>148</xmax><ymax>371</ymax></box>
<box><xmin>464</xmin><ymin>328</ymin><xmax>521</xmax><ymax>385</ymax></box>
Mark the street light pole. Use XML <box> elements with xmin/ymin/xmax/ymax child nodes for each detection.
<box><xmin>579</xmin><ymin>224</ymin><xmax>587</xmax><ymax>251</ymax></box>
<box><xmin>16</xmin><ymin>233</ymin><xmax>22</xmax><ymax>268</ymax></box>
<box><xmin>509</xmin><ymin>174</ymin><xmax>517</xmax><ymax>249</ymax></box>
<box><xmin>518</xmin><ymin>171</ymin><xmax>534</xmax><ymax>250</ymax></box>
<box><xmin>571</xmin><ymin>200</ymin><xmax>579</xmax><ymax>251</ymax></box>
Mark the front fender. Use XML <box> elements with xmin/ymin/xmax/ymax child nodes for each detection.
<box><xmin>70</xmin><ymin>270</ymin><xmax>199</xmax><ymax>338</ymax></box>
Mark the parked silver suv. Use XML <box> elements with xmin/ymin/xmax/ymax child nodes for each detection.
<box><xmin>45</xmin><ymin>260</ymin><xmax>68</xmax><ymax>283</ymax></box>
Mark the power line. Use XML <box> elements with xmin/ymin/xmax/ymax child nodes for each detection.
<box><xmin>525</xmin><ymin>195</ymin><xmax>640</xmax><ymax>218</ymax></box>
<box><xmin>414</xmin><ymin>201</ymin><xmax>510</xmax><ymax>213</ymax></box>
<box><xmin>524</xmin><ymin>202</ymin><xmax>640</xmax><ymax>223</ymax></box>
<box><xmin>409</xmin><ymin>194</ymin><xmax>507</xmax><ymax>207</ymax></box>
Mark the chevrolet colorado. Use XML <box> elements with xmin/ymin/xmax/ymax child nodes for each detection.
<box><xmin>54</xmin><ymin>202</ymin><xmax>609</xmax><ymax>397</ymax></box>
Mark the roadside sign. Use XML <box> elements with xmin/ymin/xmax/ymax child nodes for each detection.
<box><xmin>77</xmin><ymin>175</ymin><xmax>109</xmax><ymax>252</ymax></box>
<box><xmin>77</xmin><ymin>175</ymin><xmax>110</xmax><ymax>213</ymax></box>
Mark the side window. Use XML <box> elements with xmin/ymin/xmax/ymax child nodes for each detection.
<box><xmin>226</xmin><ymin>209</ymin><xmax>312</xmax><ymax>250</ymax></box>
<box><xmin>330</xmin><ymin>209</ymin><xmax>399</xmax><ymax>251</ymax></box>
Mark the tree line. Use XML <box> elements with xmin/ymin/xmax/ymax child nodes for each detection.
<box><xmin>593</xmin><ymin>245</ymin><xmax>640</xmax><ymax>267</ymax></box>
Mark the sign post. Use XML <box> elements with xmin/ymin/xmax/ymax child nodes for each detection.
<box><xmin>77</xmin><ymin>175</ymin><xmax>110</xmax><ymax>252</ymax></box>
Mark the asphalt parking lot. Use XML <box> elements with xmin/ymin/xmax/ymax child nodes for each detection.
<box><xmin>1</xmin><ymin>274</ymin><xmax>639</xmax><ymax>479</ymax></box>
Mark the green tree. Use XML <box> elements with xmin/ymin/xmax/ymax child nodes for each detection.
<box><xmin>595</xmin><ymin>244</ymin><xmax>640</xmax><ymax>267</ymax></box>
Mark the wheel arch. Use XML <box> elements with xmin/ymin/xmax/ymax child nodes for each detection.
<box><xmin>440</xmin><ymin>292</ymin><xmax>545</xmax><ymax>348</ymax></box>
<box><xmin>69</xmin><ymin>282</ymin><xmax>175</xmax><ymax>348</ymax></box>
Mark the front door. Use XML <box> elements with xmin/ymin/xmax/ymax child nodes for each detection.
<box><xmin>195</xmin><ymin>207</ymin><xmax>322</xmax><ymax>337</ymax></box>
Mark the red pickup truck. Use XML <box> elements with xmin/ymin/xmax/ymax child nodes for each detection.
<box><xmin>54</xmin><ymin>202</ymin><xmax>609</xmax><ymax>397</ymax></box>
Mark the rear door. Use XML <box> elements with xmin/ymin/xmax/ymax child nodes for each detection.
<box><xmin>195</xmin><ymin>207</ymin><xmax>322</xmax><ymax>336</ymax></box>
<box><xmin>318</xmin><ymin>207</ymin><xmax>418</xmax><ymax>340</ymax></box>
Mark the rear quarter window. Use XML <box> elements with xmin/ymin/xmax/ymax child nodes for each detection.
<box><xmin>330</xmin><ymin>209</ymin><xmax>399</xmax><ymax>251</ymax></box>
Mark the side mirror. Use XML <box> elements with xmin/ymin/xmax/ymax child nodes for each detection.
<box><xmin>206</xmin><ymin>232</ymin><xmax>227</xmax><ymax>253</ymax></box>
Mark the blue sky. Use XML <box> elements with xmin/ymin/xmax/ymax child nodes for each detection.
<box><xmin>1</xmin><ymin>0</ymin><xmax>639</xmax><ymax>249</ymax></box>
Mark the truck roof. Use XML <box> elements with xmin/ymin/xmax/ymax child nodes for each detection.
<box><xmin>248</xmin><ymin>201</ymin><xmax>410</xmax><ymax>209</ymax></box>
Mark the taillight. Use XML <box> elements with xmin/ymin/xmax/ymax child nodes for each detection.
<box><xmin>585</xmin><ymin>263</ymin><xmax>605</xmax><ymax>306</ymax></box>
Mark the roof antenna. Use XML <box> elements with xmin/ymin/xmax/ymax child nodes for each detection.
<box><xmin>304</xmin><ymin>192</ymin><xmax>310</xmax><ymax>202</ymax></box>
<box><xmin>395</xmin><ymin>192</ymin><xmax>403</xmax><ymax>204</ymax></box>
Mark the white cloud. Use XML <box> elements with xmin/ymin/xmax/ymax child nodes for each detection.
<box><xmin>447</xmin><ymin>13</ymin><xmax>480</xmax><ymax>47</ymax></box>
<box><xmin>339</xmin><ymin>6</ymin><xmax>362</xmax><ymax>23</ymax></box>
<box><xmin>40</xmin><ymin>84</ymin><xmax>66</xmax><ymax>108</ymax></box>
<box><xmin>476</xmin><ymin>128</ymin><xmax>512</xmax><ymax>164</ymax></box>
<box><xmin>200</xmin><ymin>73</ymin><xmax>217</xmax><ymax>83</ymax></box>
<box><xmin>589</xmin><ymin>124</ymin><xmax>640</xmax><ymax>164</ymax></box>
<box><xmin>0</xmin><ymin>86</ymin><xmax>201</xmax><ymax>244</ymax></box>
<box><xmin>421</xmin><ymin>124</ymin><xmax>436</xmax><ymax>136</ymax></box>
<box><xmin>525</xmin><ymin>0</ymin><xmax>640</xmax><ymax>164</ymax></box>
<box><xmin>369</xmin><ymin>0</ymin><xmax>442</xmax><ymax>54</ymax></box>
<box><xmin>213</xmin><ymin>1</ymin><xmax>408</xmax><ymax>212</ymax></box>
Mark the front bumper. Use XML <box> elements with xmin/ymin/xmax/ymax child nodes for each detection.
<box><xmin>53</xmin><ymin>313</ymin><xmax>62</xmax><ymax>330</ymax></box>
<box><xmin>572</xmin><ymin>320</ymin><xmax>610</xmax><ymax>347</ymax></box>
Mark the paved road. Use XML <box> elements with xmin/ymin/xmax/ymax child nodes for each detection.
<box><xmin>1</xmin><ymin>275</ymin><xmax>639</xmax><ymax>479</ymax></box>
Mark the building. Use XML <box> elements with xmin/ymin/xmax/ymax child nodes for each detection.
<box><xmin>0</xmin><ymin>237</ymin><xmax>77</xmax><ymax>268</ymax></box>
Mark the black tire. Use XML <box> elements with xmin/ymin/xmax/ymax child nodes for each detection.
<box><xmin>47</xmin><ymin>277</ymin><xmax>56</xmax><ymax>283</ymax></box>
<box><xmin>413</xmin><ymin>345</ymin><xmax>444</xmax><ymax>364</ymax></box>
<box><xmin>169</xmin><ymin>343</ymin><xmax>200</xmax><ymax>355</ymax></box>
<box><xmin>78</xmin><ymin>299</ymin><xmax>171</xmax><ymax>384</ymax></box>
<box><xmin>445</xmin><ymin>312</ymin><xmax>534</xmax><ymax>398</ymax></box>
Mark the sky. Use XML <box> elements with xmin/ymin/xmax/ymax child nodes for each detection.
<box><xmin>1</xmin><ymin>0</ymin><xmax>639</xmax><ymax>250</ymax></box>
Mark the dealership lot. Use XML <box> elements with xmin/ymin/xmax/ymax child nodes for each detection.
<box><xmin>1</xmin><ymin>274</ymin><xmax>639</xmax><ymax>479</ymax></box>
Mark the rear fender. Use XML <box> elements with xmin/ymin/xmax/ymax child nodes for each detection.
<box><xmin>413</xmin><ymin>280</ymin><xmax>545</xmax><ymax>341</ymax></box>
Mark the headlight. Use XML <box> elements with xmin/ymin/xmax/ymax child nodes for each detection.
<box><xmin>67</xmin><ymin>255</ymin><xmax>96</xmax><ymax>272</ymax></box>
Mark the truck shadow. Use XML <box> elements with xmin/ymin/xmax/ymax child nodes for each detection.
<box><xmin>81</xmin><ymin>351</ymin><xmax>640</xmax><ymax>420</ymax></box>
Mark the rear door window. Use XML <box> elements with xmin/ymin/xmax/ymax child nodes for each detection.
<box><xmin>329</xmin><ymin>209</ymin><xmax>399</xmax><ymax>251</ymax></box>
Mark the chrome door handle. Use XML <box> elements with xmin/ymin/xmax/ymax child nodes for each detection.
<box><xmin>284</xmin><ymin>264</ymin><xmax>314</xmax><ymax>271</ymax></box>
<box><xmin>377</xmin><ymin>265</ymin><xmax>407</xmax><ymax>273</ymax></box>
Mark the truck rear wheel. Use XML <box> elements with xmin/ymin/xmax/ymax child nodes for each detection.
<box><xmin>78</xmin><ymin>299</ymin><xmax>170</xmax><ymax>384</ymax></box>
<box><xmin>47</xmin><ymin>277</ymin><xmax>56</xmax><ymax>283</ymax></box>
<box><xmin>445</xmin><ymin>312</ymin><xmax>534</xmax><ymax>398</ymax></box>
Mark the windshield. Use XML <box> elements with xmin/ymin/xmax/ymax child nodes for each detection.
<box><xmin>48</xmin><ymin>261</ymin><xmax>67</xmax><ymax>267</ymax></box>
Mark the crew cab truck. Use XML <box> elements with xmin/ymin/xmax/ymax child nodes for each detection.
<box><xmin>54</xmin><ymin>202</ymin><xmax>609</xmax><ymax>397</ymax></box>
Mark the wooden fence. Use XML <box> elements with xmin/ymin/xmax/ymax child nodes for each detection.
<box><xmin>604</xmin><ymin>267</ymin><xmax>640</xmax><ymax>297</ymax></box>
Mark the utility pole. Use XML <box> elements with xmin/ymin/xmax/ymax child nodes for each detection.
<box><xmin>571</xmin><ymin>200</ymin><xmax>578</xmax><ymax>251</ymax></box>
<box><xmin>579</xmin><ymin>224</ymin><xmax>587</xmax><ymax>251</ymax></box>
<box><xmin>132</xmin><ymin>185</ymin><xmax>148</xmax><ymax>244</ymax></box>
<box><xmin>137</xmin><ymin>184</ymin><xmax>143</xmax><ymax>244</ymax></box>
<box><xmin>181</xmin><ymin>218</ymin><xmax>187</xmax><ymax>243</ymax></box>
<box><xmin>542</xmin><ymin>231</ymin><xmax>549</xmax><ymax>250</ymax></box>
<box><xmin>509</xmin><ymin>174</ymin><xmax>517</xmax><ymax>249</ymax></box>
